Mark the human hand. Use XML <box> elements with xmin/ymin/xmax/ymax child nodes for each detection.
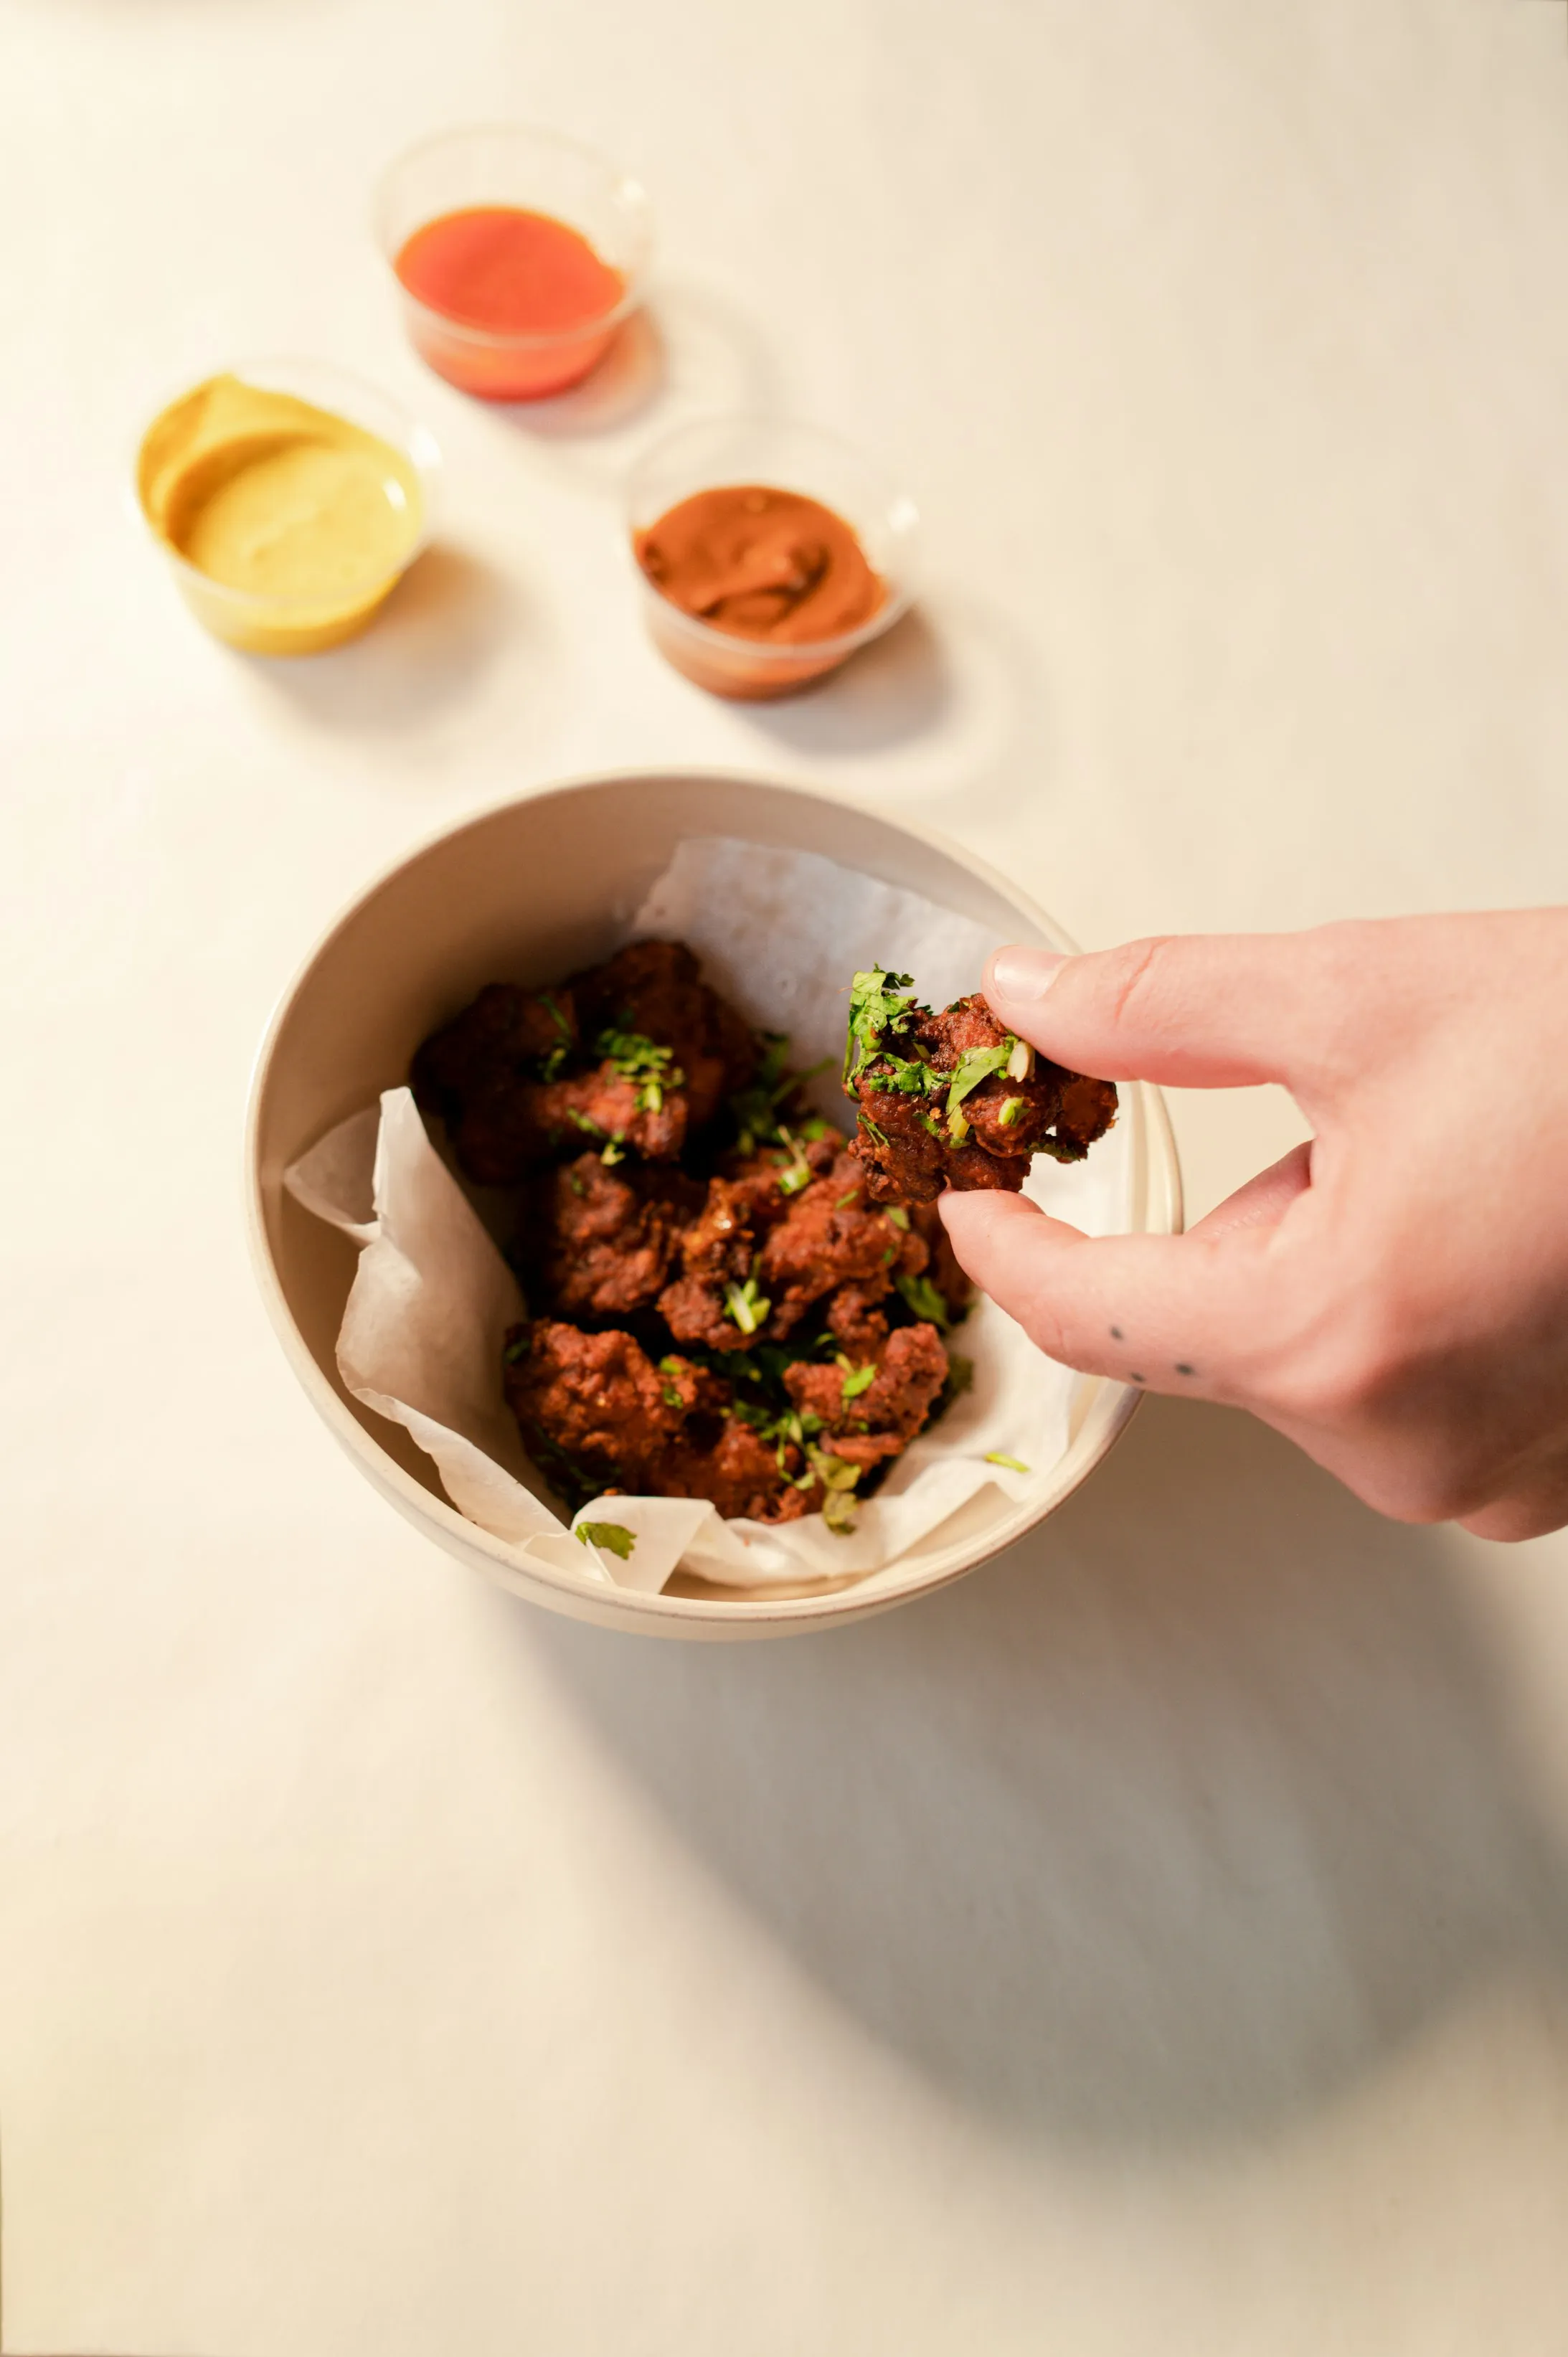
<box><xmin>938</xmin><ymin>913</ymin><xmax>1568</xmax><ymax>1541</ymax></box>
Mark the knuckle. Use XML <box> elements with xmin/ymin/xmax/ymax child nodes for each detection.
<box><xmin>1263</xmin><ymin>1290</ymin><xmax>1414</xmax><ymax>1431</ymax></box>
<box><xmin>1091</xmin><ymin>936</ymin><xmax>1182</xmax><ymax>1043</ymax></box>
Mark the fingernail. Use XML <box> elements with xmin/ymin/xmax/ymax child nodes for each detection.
<box><xmin>988</xmin><ymin>946</ymin><xmax>1067</xmax><ymax>1002</ymax></box>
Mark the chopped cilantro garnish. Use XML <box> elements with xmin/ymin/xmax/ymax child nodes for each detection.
<box><xmin>857</xmin><ymin>1111</ymin><xmax>889</xmax><ymax>1147</ymax></box>
<box><xmin>772</xmin><ymin>1125</ymin><xmax>814</xmax><ymax>1196</ymax></box>
<box><xmin>576</xmin><ymin>1520</ymin><xmax>637</xmax><ymax>1559</ymax></box>
<box><xmin>843</xmin><ymin>968</ymin><xmax>922</xmax><ymax>1089</ymax></box>
<box><xmin>724</xmin><ymin>1272</ymin><xmax>771</xmax><ymax>1336</ymax></box>
<box><xmin>595</xmin><ymin>1026</ymin><xmax>682</xmax><ymax>1114</ymax></box>
<box><xmin>835</xmin><ymin>1189</ymin><xmax>859</xmax><ymax>1209</ymax></box>
<box><xmin>538</xmin><ymin>993</ymin><xmax>574</xmax><ymax>1080</ymax></box>
<box><xmin>658</xmin><ymin>1355</ymin><xmax>684</xmax><ymax>1375</ymax></box>
<box><xmin>985</xmin><ymin>1452</ymin><xmax>1030</xmax><ymax>1474</ymax></box>
<box><xmin>567</xmin><ymin>1108</ymin><xmax>602</xmax><ymax>1138</ymax></box>
<box><xmin>945</xmin><ymin>1036</ymin><xmax>1019</xmax><ymax>1118</ymax></box>
<box><xmin>661</xmin><ymin>1384</ymin><xmax>683</xmax><ymax>1407</ymax></box>
<box><xmin>885</xmin><ymin>1206</ymin><xmax>910</xmax><ymax>1231</ymax></box>
<box><xmin>894</xmin><ymin>1270</ymin><xmax>950</xmax><ymax>1329</ymax></box>
<box><xmin>600</xmin><ymin>1135</ymin><xmax>625</xmax><ymax>1166</ymax></box>
<box><xmin>503</xmin><ymin>1331</ymin><xmax>531</xmax><ymax>1364</ymax></box>
<box><xmin>839</xmin><ymin>1361</ymin><xmax>877</xmax><ymax>1400</ymax></box>
<box><xmin>731</xmin><ymin>1034</ymin><xmax>833</xmax><ymax>1156</ymax></box>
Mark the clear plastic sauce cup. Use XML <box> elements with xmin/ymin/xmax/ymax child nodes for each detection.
<box><xmin>626</xmin><ymin>417</ymin><xmax>920</xmax><ymax>699</ymax></box>
<box><xmin>376</xmin><ymin>125</ymin><xmax>652</xmax><ymax>402</ymax></box>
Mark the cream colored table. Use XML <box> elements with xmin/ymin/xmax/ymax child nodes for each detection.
<box><xmin>6</xmin><ymin>2</ymin><xmax>1568</xmax><ymax>2348</ymax></box>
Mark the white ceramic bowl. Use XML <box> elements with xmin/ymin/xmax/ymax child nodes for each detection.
<box><xmin>245</xmin><ymin>771</ymin><xmax>1182</xmax><ymax>1639</ymax></box>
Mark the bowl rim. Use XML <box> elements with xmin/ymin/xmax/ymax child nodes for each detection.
<box><xmin>626</xmin><ymin>416</ymin><xmax>922</xmax><ymax>666</ymax></box>
<box><xmin>244</xmin><ymin>767</ymin><xmax>1184</xmax><ymax>1630</ymax></box>
<box><xmin>133</xmin><ymin>356</ymin><xmax>443</xmax><ymax>616</ymax></box>
<box><xmin>374</xmin><ymin>121</ymin><xmax>654</xmax><ymax>351</ymax></box>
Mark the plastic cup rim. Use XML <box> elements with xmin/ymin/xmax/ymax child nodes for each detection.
<box><xmin>131</xmin><ymin>354</ymin><xmax>443</xmax><ymax>616</ymax></box>
<box><xmin>374</xmin><ymin>121</ymin><xmax>653</xmax><ymax>351</ymax></box>
<box><xmin>628</xmin><ymin>412</ymin><xmax>921</xmax><ymax>663</ymax></box>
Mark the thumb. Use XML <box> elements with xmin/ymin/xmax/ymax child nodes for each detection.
<box><xmin>985</xmin><ymin>930</ymin><xmax>1346</xmax><ymax>1093</ymax></box>
<box><xmin>939</xmin><ymin>1188</ymin><xmax>1268</xmax><ymax>1403</ymax></box>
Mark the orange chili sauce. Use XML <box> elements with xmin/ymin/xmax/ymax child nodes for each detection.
<box><xmin>394</xmin><ymin>206</ymin><xmax>626</xmax><ymax>400</ymax></box>
<box><xmin>635</xmin><ymin>485</ymin><xmax>887</xmax><ymax>699</ymax></box>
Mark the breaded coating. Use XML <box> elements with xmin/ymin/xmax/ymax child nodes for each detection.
<box><xmin>504</xmin><ymin>1320</ymin><xmax>814</xmax><ymax>1525</ymax></box>
<box><xmin>784</xmin><ymin>1323</ymin><xmax>950</xmax><ymax>1471</ymax></box>
<box><xmin>842</xmin><ymin>973</ymin><xmax>1117</xmax><ymax>1204</ymax></box>
<box><xmin>413</xmin><ymin>940</ymin><xmax>763</xmax><ymax>1184</ymax></box>
<box><xmin>662</xmin><ymin>1423</ymin><xmax>815</xmax><ymax>1525</ymax></box>
<box><xmin>570</xmin><ymin>938</ymin><xmax>757</xmax><ymax>1130</ymax></box>
<box><xmin>522</xmin><ymin>1154</ymin><xmax>701</xmax><ymax>1321</ymax></box>
<box><xmin>757</xmin><ymin>1152</ymin><xmax>925</xmax><ymax>1333</ymax></box>
<box><xmin>504</xmin><ymin>1321</ymin><xmax>690</xmax><ymax>1493</ymax></box>
<box><xmin>412</xmin><ymin>981</ymin><xmax>580</xmax><ymax>1182</ymax></box>
<box><xmin>908</xmin><ymin>1201</ymin><xmax>976</xmax><ymax>1323</ymax></box>
<box><xmin>658</xmin><ymin>1149</ymin><xmax>921</xmax><ymax>1351</ymax></box>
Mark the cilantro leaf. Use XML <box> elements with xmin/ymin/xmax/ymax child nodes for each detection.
<box><xmin>894</xmin><ymin>1270</ymin><xmax>950</xmax><ymax>1330</ymax></box>
<box><xmin>724</xmin><ymin>1272</ymin><xmax>772</xmax><ymax>1336</ymax></box>
<box><xmin>594</xmin><ymin>1026</ymin><xmax>683</xmax><ymax>1114</ymax></box>
<box><xmin>945</xmin><ymin>1036</ymin><xmax>1020</xmax><ymax>1118</ymax></box>
<box><xmin>575</xmin><ymin>1520</ymin><xmax>637</xmax><ymax>1560</ymax></box>
<box><xmin>842</xmin><ymin>968</ymin><xmax>925</xmax><ymax>1090</ymax></box>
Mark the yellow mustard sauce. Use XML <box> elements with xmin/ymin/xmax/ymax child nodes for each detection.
<box><xmin>137</xmin><ymin>374</ymin><xmax>425</xmax><ymax>653</ymax></box>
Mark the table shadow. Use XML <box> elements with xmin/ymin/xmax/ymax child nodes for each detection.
<box><xmin>237</xmin><ymin>544</ymin><xmax>524</xmax><ymax>739</ymax></box>
<box><xmin>483</xmin><ymin>280</ymin><xmax>782</xmax><ymax>491</ymax></box>
<box><xmin>735</xmin><ymin>608</ymin><xmax>954</xmax><ymax>757</ymax></box>
<box><xmin>496</xmin><ymin>310</ymin><xmax>667</xmax><ymax>442</ymax></box>
<box><xmin>521</xmin><ymin>1397</ymin><xmax>1568</xmax><ymax>2151</ymax></box>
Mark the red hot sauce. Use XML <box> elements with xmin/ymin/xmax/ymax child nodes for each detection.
<box><xmin>395</xmin><ymin>206</ymin><xmax>626</xmax><ymax>400</ymax></box>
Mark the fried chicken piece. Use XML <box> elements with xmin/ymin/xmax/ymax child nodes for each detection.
<box><xmin>657</xmin><ymin>1170</ymin><xmax>773</xmax><ymax>1351</ymax></box>
<box><xmin>908</xmin><ymin>1201</ymin><xmax>976</xmax><ymax>1323</ymax></box>
<box><xmin>785</xmin><ymin>1323</ymin><xmax>950</xmax><ymax>1472</ymax></box>
<box><xmin>825</xmin><ymin>1288</ymin><xmax>891</xmax><ymax>1361</ymax></box>
<box><xmin>504</xmin><ymin>1321</ymin><xmax>812</xmax><ymax>1524</ymax></box>
<box><xmin>844</xmin><ymin>975</ymin><xmax>1118</xmax><ymax>1204</ymax></box>
<box><xmin>758</xmin><ymin>1151</ymin><xmax>924</xmax><ymax>1334</ymax></box>
<box><xmin>657</xmin><ymin>1149</ymin><xmax>922</xmax><ymax>1351</ymax></box>
<box><xmin>412</xmin><ymin>982</ymin><xmax>581</xmax><ymax>1182</ymax></box>
<box><xmin>521</xmin><ymin>1155</ymin><xmax>701</xmax><ymax>1321</ymax></box>
<box><xmin>413</xmin><ymin>942</ymin><xmax>762</xmax><ymax>1184</ymax></box>
<box><xmin>851</xmin><ymin>1087</ymin><xmax>1031</xmax><ymax>1206</ymax></box>
<box><xmin>413</xmin><ymin>981</ymin><xmax>577</xmax><ymax>1115</ymax></box>
<box><xmin>570</xmin><ymin>938</ymin><xmax>757</xmax><ymax>1130</ymax></box>
<box><xmin>524</xmin><ymin>1067</ymin><xmax>689</xmax><ymax>1166</ymax></box>
<box><xmin>662</xmin><ymin>1422</ymin><xmax>815</xmax><ymax>1525</ymax></box>
<box><xmin>504</xmin><ymin>1320</ymin><xmax>692</xmax><ymax>1495</ymax></box>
